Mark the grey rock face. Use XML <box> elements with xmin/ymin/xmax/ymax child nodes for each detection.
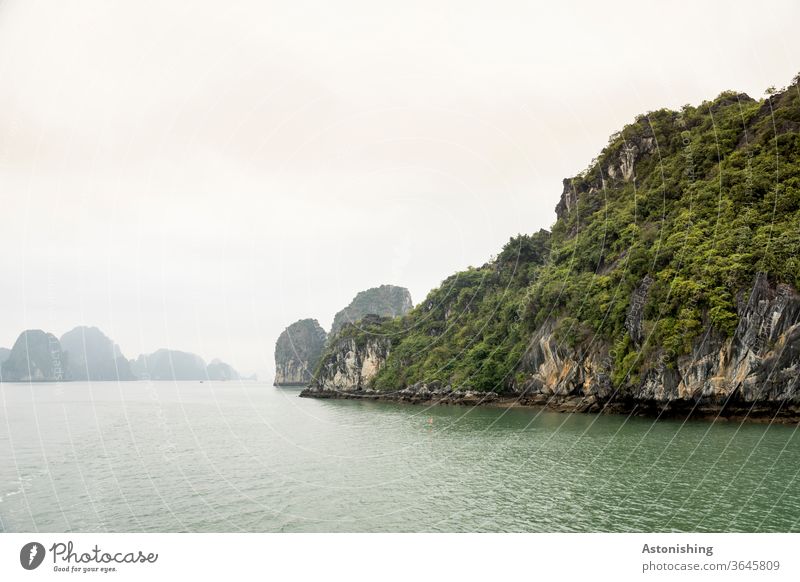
<box><xmin>330</xmin><ymin>285</ymin><xmax>412</xmax><ymax>337</ymax></box>
<box><xmin>554</xmin><ymin>178</ymin><xmax>577</xmax><ymax>221</ymax></box>
<box><xmin>305</xmin><ymin>321</ymin><xmax>391</xmax><ymax>393</ymax></box>
<box><xmin>625</xmin><ymin>275</ymin><xmax>653</xmax><ymax>346</ymax></box>
<box><xmin>607</xmin><ymin>136</ymin><xmax>655</xmax><ymax>182</ymax></box>
<box><xmin>274</xmin><ymin>319</ymin><xmax>327</xmax><ymax>386</ymax></box>
<box><xmin>517</xmin><ymin>273</ymin><xmax>800</xmax><ymax>414</ymax></box>
<box><xmin>1</xmin><ymin>330</ymin><xmax>67</xmax><ymax>382</ymax></box>
<box><xmin>519</xmin><ymin>318</ymin><xmax>614</xmax><ymax>401</ymax></box>
<box><xmin>554</xmin><ymin>133</ymin><xmax>658</xmax><ymax>224</ymax></box>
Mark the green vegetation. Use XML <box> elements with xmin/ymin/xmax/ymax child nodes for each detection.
<box><xmin>369</xmin><ymin>230</ymin><xmax>550</xmax><ymax>392</ymax></box>
<box><xmin>330</xmin><ymin>285</ymin><xmax>413</xmax><ymax>337</ymax></box>
<box><xmin>318</xmin><ymin>77</ymin><xmax>800</xmax><ymax>393</ymax></box>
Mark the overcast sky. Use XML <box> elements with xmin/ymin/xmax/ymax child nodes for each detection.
<box><xmin>1</xmin><ymin>0</ymin><xmax>798</xmax><ymax>378</ymax></box>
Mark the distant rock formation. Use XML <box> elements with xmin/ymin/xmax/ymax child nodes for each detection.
<box><xmin>274</xmin><ymin>319</ymin><xmax>327</xmax><ymax>386</ymax></box>
<box><xmin>330</xmin><ymin>285</ymin><xmax>413</xmax><ymax>337</ymax></box>
<box><xmin>206</xmin><ymin>359</ymin><xmax>240</xmax><ymax>381</ymax></box>
<box><xmin>1</xmin><ymin>330</ymin><xmax>67</xmax><ymax>382</ymax></box>
<box><xmin>0</xmin><ymin>326</ymin><xmax>243</xmax><ymax>382</ymax></box>
<box><xmin>60</xmin><ymin>326</ymin><xmax>136</xmax><ymax>381</ymax></box>
<box><xmin>130</xmin><ymin>349</ymin><xmax>207</xmax><ymax>381</ymax></box>
<box><xmin>274</xmin><ymin>286</ymin><xmax>413</xmax><ymax>387</ymax></box>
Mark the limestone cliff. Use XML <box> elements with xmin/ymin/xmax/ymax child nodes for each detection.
<box><xmin>305</xmin><ymin>274</ymin><xmax>800</xmax><ymax>420</ymax></box>
<box><xmin>302</xmin><ymin>77</ymin><xmax>800</xmax><ymax>421</ymax></box>
<box><xmin>330</xmin><ymin>285</ymin><xmax>412</xmax><ymax>337</ymax></box>
<box><xmin>512</xmin><ymin>273</ymin><xmax>800</xmax><ymax>418</ymax></box>
<box><xmin>302</xmin><ymin>315</ymin><xmax>390</xmax><ymax>394</ymax></box>
<box><xmin>274</xmin><ymin>319</ymin><xmax>327</xmax><ymax>386</ymax></box>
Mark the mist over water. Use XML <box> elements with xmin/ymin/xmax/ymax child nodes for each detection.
<box><xmin>1</xmin><ymin>382</ymin><xmax>798</xmax><ymax>532</ymax></box>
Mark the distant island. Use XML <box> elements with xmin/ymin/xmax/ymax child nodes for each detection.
<box><xmin>274</xmin><ymin>285</ymin><xmax>413</xmax><ymax>386</ymax></box>
<box><xmin>0</xmin><ymin>325</ymin><xmax>246</xmax><ymax>382</ymax></box>
<box><xmin>302</xmin><ymin>75</ymin><xmax>800</xmax><ymax>422</ymax></box>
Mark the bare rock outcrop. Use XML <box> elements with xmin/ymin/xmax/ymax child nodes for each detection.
<box><xmin>516</xmin><ymin>273</ymin><xmax>800</xmax><ymax>418</ymax></box>
<box><xmin>302</xmin><ymin>315</ymin><xmax>390</xmax><ymax>394</ymax></box>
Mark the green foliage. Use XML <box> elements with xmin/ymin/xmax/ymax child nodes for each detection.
<box><xmin>371</xmin><ymin>230</ymin><xmax>551</xmax><ymax>393</ymax></box>
<box><xmin>321</xmin><ymin>77</ymin><xmax>800</xmax><ymax>393</ymax></box>
<box><xmin>521</xmin><ymin>82</ymin><xmax>799</xmax><ymax>381</ymax></box>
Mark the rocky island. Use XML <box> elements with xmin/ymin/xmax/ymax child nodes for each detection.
<box><xmin>60</xmin><ymin>326</ymin><xmax>136</xmax><ymax>381</ymax></box>
<box><xmin>303</xmin><ymin>77</ymin><xmax>800</xmax><ymax>422</ymax></box>
<box><xmin>274</xmin><ymin>285</ymin><xmax>413</xmax><ymax>386</ymax></box>
<box><xmin>0</xmin><ymin>326</ymin><xmax>240</xmax><ymax>382</ymax></box>
<box><xmin>130</xmin><ymin>349</ymin><xmax>239</xmax><ymax>381</ymax></box>
<box><xmin>274</xmin><ymin>319</ymin><xmax>328</xmax><ymax>386</ymax></box>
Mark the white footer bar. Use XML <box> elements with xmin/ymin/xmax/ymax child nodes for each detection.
<box><xmin>1</xmin><ymin>533</ymin><xmax>796</xmax><ymax>581</ymax></box>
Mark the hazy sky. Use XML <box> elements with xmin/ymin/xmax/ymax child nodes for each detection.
<box><xmin>1</xmin><ymin>0</ymin><xmax>798</xmax><ymax>378</ymax></box>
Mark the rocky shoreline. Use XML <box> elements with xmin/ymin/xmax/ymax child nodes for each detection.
<box><xmin>299</xmin><ymin>383</ymin><xmax>800</xmax><ymax>424</ymax></box>
<box><xmin>300</xmin><ymin>271</ymin><xmax>800</xmax><ymax>426</ymax></box>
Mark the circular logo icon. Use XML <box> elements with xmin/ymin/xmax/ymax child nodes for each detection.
<box><xmin>20</xmin><ymin>542</ymin><xmax>46</xmax><ymax>570</ymax></box>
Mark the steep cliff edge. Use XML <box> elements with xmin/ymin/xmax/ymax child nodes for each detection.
<box><xmin>274</xmin><ymin>319</ymin><xmax>327</xmax><ymax>385</ymax></box>
<box><xmin>303</xmin><ymin>77</ymin><xmax>800</xmax><ymax>421</ymax></box>
<box><xmin>303</xmin><ymin>315</ymin><xmax>391</xmax><ymax>394</ymax></box>
<box><xmin>512</xmin><ymin>273</ymin><xmax>800</xmax><ymax>419</ymax></box>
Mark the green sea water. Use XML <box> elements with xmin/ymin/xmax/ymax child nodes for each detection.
<box><xmin>1</xmin><ymin>381</ymin><xmax>798</xmax><ymax>532</ymax></box>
